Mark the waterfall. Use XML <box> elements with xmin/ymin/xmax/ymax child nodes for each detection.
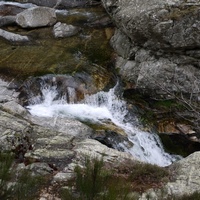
<box><xmin>27</xmin><ymin>84</ymin><xmax>180</xmax><ymax>167</ymax></box>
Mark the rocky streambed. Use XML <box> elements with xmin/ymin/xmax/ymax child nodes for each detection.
<box><xmin>1</xmin><ymin>0</ymin><xmax>200</xmax><ymax>199</ymax></box>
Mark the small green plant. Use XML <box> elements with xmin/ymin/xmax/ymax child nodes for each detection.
<box><xmin>133</xmin><ymin>163</ymin><xmax>169</xmax><ymax>191</ymax></box>
<box><xmin>61</xmin><ymin>157</ymin><xmax>133</xmax><ymax>200</ymax></box>
<box><xmin>75</xmin><ymin>157</ymin><xmax>106</xmax><ymax>200</ymax></box>
<box><xmin>0</xmin><ymin>152</ymin><xmax>14</xmax><ymax>199</ymax></box>
<box><xmin>0</xmin><ymin>151</ymin><xmax>48</xmax><ymax>200</ymax></box>
<box><xmin>119</xmin><ymin>162</ymin><xmax>170</xmax><ymax>193</ymax></box>
<box><xmin>13</xmin><ymin>170</ymin><xmax>46</xmax><ymax>200</ymax></box>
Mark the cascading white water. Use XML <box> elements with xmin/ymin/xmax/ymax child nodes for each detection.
<box><xmin>27</xmin><ymin>85</ymin><xmax>180</xmax><ymax>167</ymax></box>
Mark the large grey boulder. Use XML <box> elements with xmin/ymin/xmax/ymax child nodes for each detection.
<box><xmin>140</xmin><ymin>151</ymin><xmax>200</xmax><ymax>199</ymax></box>
<box><xmin>16</xmin><ymin>6</ymin><xmax>56</xmax><ymax>28</ymax></box>
<box><xmin>30</xmin><ymin>116</ymin><xmax>94</xmax><ymax>140</ymax></box>
<box><xmin>110</xmin><ymin>29</ymin><xmax>134</xmax><ymax>59</ymax></box>
<box><xmin>2</xmin><ymin>101</ymin><xmax>29</xmax><ymax>117</ymax></box>
<box><xmin>74</xmin><ymin>139</ymin><xmax>135</xmax><ymax>164</ymax></box>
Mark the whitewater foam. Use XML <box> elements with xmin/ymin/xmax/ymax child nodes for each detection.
<box><xmin>27</xmin><ymin>86</ymin><xmax>180</xmax><ymax>166</ymax></box>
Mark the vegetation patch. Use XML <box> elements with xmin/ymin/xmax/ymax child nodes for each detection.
<box><xmin>0</xmin><ymin>151</ymin><xmax>49</xmax><ymax>200</ymax></box>
<box><xmin>118</xmin><ymin>161</ymin><xmax>170</xmax><ymax>193</ymax></box>
<box><xmin>167</xmin><ymin>6</ymin><xmax>199</xmax><ymax>20</ymax></box>
<box><xmin>60</xmin><ymin>157</ymin><xmax>171</xmax><ymax>200</ymax></box>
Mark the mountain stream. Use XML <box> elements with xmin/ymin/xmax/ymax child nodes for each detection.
<box><xmin>27</xmin><ymin>84</ymin><xmax>180</xmax><ymax>167</ymax></box>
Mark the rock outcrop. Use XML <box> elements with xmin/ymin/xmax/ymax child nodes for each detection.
<box><xmin>101</xmin><ymin>0</ymin><xmax>200</xmax><ymax>99</ymax></box>
<box><xmin>102</xmin><ymin>0</ymin><xmax>200</xmax><ymax>51</ymax></box>
<box><xmin>140</xmin><ymin>151</ymin><xmax>200</xmax><ymax>199</ymax></box>
<box><xmin>101</xmin><ymin>0</ymin><xmax>200</xmax><ymax>146</ymax></box>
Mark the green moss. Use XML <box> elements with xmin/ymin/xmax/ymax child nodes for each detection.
<box><xmin>153</xmin><ymin>99</ymin><xmax>185</xmax><ymax>111</ymax></box>
<box><xmin>167</xmin><ymin>6</ymin><xmax>199</xmax><ymax>20</ymax></box>
<box><xmin>61</xmin><ymin>157</ymin><xmax>133</xmax><ymax>200</ymax></box>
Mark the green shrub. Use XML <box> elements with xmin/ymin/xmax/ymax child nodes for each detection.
<box><xmin>75</xmin><ymin>157</ymin><xmax>106</xmax><ymax>200</ymax></box>
<box><xmin>61</xmin><ymin>157</ymin><xmax>133</xmax><ymax>200</ymax></box>
<box><xmin>0</xmin><ymin>152</ymin><xmax>14</xmax><ymax>199</ymax></box>
<box><xmin>0</xmin><ymin>151</ymin><xmax>47</xmax><ymax>200</ymax></box>
<box><xmin>118</xmin><ymin>161</ymin><xmax>170</xmax><ymax>193</ymax></box>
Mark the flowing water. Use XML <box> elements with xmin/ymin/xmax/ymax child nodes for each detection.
<box><xmin>27</xmin><ymin>84</ymin><xmax>180</xmax><ymax>167</ymax></box>
<box><xmin>1</xmin><ymin>1</ymin><xmax>181</xmax><ymax>167</ymax></box>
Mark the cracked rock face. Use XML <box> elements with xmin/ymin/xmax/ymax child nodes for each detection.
<box><xmin>102</xmin><ymin>0</ymin><xmax>200</xmax><ymax>50</ymax></box>
<box><xmin>140</xmin><ymin>151</ymin><xmax>200</xmax><ymax>199</ymax></box>
<box><xmin>102</xmin><ymin>0</ymin><xmax>200</xmax><ymax>142</ymax></box>
<box><xmin>101</xmin><ymin>0</ymin><xmax>200</xmax><ymax>98</ymax></box>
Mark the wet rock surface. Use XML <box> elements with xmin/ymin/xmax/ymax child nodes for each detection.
<box><xmin>16</xmin><ymin>6</ymin><xmax>57</xmax><ymax>28</ymax></box>
<box><xmin>91</xmin><ymin>129</ymin><xmax>133</xmax><ymax>151</ymax></box>
<box><xmin>0</xmin><ymin>4</ymin><xmax>26</xmax><ymax>16</ymax></box>
<box><xmin>0</xmin><ymin>77</ymin><xmax>134</xmax><ymax>172</ymax></box>
<box><xmin>14</xmin><ymin>0</ymin><xmax>101</xmax><ymax>8</ymax></box>
<box><xmin>0</xmin><ymin>28</ymin><xmax>29</xmax><ymax>42</ymax></box>
<box><xmin>18</xmin><ymin>73</ymin><xmax>101</xmax><ymax>106</ymax></box>
<box><xmin>53</xmin><ymin>22</ymin><xmax>80</xmax><ymax>38</ymax></box>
